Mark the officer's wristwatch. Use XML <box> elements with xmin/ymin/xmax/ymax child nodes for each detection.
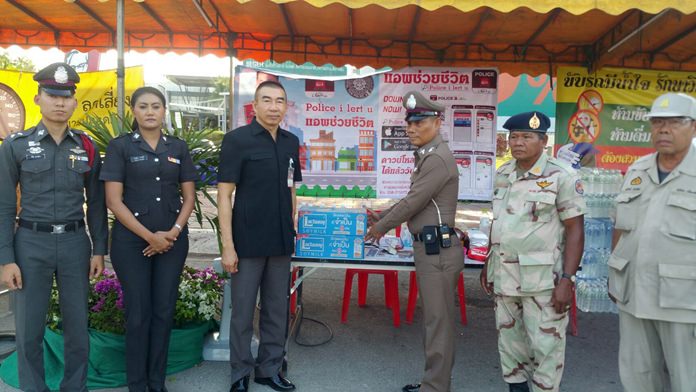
<box><xmin>561</xmin><ymin>272</ymin><xmax>576</xmax><ymax>284</ymax></box>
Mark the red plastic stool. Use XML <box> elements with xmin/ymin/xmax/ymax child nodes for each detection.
<box><xmin>405</xmin><ymin>271</ymin><xmax>468</xmax><ymax>325</ymax></box>
<box><xmin>342</xmin><ymin>269</ymin><xmax>401</xmax><ymax>327</ymax></box>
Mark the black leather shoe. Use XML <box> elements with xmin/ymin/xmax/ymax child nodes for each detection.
<box><xmin>508</xmin><ymin>381</ymin><xmax>530</xmax><ymax>392</ymax></box>
<box><xmin>254</xmin><ymin>373</ymin><xmax>296</xmax><ymax>391</ymax></box>
<box><xmin>230</xmin><ymin>375</ymin><xmax>250</xmax><ymax>392</ymax></box>
<box><xmin>402</xmin><ymin>383</ymin><xmax>420</xmax><ymax>392</ymax></box>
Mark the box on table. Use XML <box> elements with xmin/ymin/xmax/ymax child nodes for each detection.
<box><xmin>295</xmin><ymin>234</ymin><xmax>364</xmax><ymax>259</ymax></box>
<box><xmin>297</xmin><ymin>207</ymin><xmax>367</xmax><ymax>236</ymax></box>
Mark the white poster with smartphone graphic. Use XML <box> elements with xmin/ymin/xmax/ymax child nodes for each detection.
<box><xmin>377</xmin><ymin>67</ymin><xmax>498</xmax><ymax>201</ymax></box>
<box><xmin>456</xmin><ymin>156</ymin><xmax>473</xmax><ymax>196</ymax></box>
<box><xmin>475</xmin><ymin>156</ymin><xmax>494</xmax><ymax>193</ymax></box>
<box><xmin>475</xmin><ymin>110</ymin><xmax>495</xmax><ymax>149</ymax></box>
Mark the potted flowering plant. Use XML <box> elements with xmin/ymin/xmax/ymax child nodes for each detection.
<box><xmin>47</xmin><ymin>266</ymin><xmax>224</xmax><ymax>333</ymax></box>
<box><xmin>1</xmin><ymin>266</ymin><xmax>225</xmax><ymax>390</ymax></box>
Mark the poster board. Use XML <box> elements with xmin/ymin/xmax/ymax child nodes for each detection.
<box><xmin>376</xmin><ymin>67</ymin><xmax>498</xmax><ymax>200</ymax></box>
<box><xmin>233</xmin><ymin>66</ymin><xmax>498</xmax><ymax>200</ymax></box>
<box><xmin>555</xmin><ymin>66</ymin><xmax>696</xmax><ymax>171</ymax></box>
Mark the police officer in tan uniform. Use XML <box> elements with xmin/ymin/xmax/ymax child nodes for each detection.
<box><xmin>610</xmin><ymin>93</ymin><xmax>696</xmax><ymax>392</ymax></box>
<box><xmin>480</xmin><ymin>112</ymin><xmax>585</xmax><ymax>392</ymax></box>
<box><xmin>365</xmin><ymin>91</ymin><xmax>462</xmax><ymax>392</ymax></box>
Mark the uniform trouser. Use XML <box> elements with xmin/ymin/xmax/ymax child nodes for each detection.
<box><xmin>229</xmin><ymin>255</ymin><xmax>291</xmax><ymax>383</ymax></box>
<box><xmin>13</xmin><ymin>227</ymin><xmax>91</xmax><ymax>392</ymax></box>
<box><xmin>618</xmin><ymin>310</ymin><xmax>696</xmax><ymax>392</ymax></box>
<box><xmin>495</xmin><ymin>294</ymin><xmax>568</xmax><ymax>392</ymax></box>
<box><xmin>110</xmin><ymin>233</ymin><xmax>188</xmax><ymax>392</ymax></box>
<box><xmin>413</xmin><ymin>242</ymin><xmax>464</xmax><ymax>392</ymax></box>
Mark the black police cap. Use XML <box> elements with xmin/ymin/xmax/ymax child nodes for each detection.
<box><xmin>403</xmin><ymin>90</ymin><xmax>445</xmax><ymax>122</ymax></box>
<box><xmin>33</xmin><ymin>62</ymin><xmax>80</xmax><ymax>97</ymax></box>
<box><xmin>502</xmin><ymin>111</ymin><xmax>551</xmax><ymax>133</ymax></box>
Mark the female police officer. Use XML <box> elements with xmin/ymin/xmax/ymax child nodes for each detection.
<box><xmin>100</xmin><ymin>86</ymin><xmax>197</xmax><ymax>392</ymax></box>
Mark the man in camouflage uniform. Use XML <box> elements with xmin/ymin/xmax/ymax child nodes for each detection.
<box><xmin>480</xmin><ymin>111</ymin><xmax>585</xmax><ymax>392</ymax></box>
<box><xmin>366</xmin><ymin>91</ymin><xmax>461</xmax><ymax>392</ymax></box>
<box><xmin>610</xmin><ymin>93</ymin><xmax>696</xmax><ymax>392</ymax></box>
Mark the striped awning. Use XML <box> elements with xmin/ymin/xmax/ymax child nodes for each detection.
<box><xmin>1</xmin><ymin>0</ymin><xmax>694</xmax><ymax>75</ymax></box>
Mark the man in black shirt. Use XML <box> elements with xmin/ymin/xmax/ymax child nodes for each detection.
<box><xmin>217</xmin><ymin>80</ymin><xmax>301</xmax><ymax>392</ymax></box>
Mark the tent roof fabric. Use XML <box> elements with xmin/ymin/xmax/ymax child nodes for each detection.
<box><xmin>262</xmin><ymin>0</ymin><xmax>696</xmax><ymax>15</ymax></box>
<box><xmin>1</xmin><ymin>0</ymin><xmax>694</xmax><ymax>75</ymax></box>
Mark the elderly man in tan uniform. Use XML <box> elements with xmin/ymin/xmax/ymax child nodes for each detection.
<box><xmin>365</xmin><ymin>91</ymin><xmax>461</xmax><ymax>392</ymax></box>
<box><xmin>480</xmin><ymin>111</ymin><xmax>585</xmax><ymax>392</ymax></box>
<box><xmin>609</xmin><ymin>93</ymin><xmax>696</xmax><ymax>392</ymax></box>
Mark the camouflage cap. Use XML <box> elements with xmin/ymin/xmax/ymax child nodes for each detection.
<box><xmin>403</xmin><ymin>90</ymin><xmax>445</xmax><ymax>121</ymax></box>
<box><xmin>33</xmin><ymin>62</ymin><xmax>80</xmax><ymax>97</ymax></box>
<box><xmin>502</xmin><ymin>111</ymin><xmax>551</xmax><ymax>133</ymax></box>
<box><xmin>647</xmin><ymin>93</ymin><xmax>696</xmax><ymax>119</ymax></box>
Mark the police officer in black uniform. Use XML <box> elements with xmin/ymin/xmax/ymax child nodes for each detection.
<box><xmin>0</xmin><ymin>62</ymin><xmax>108</xmax><ymax>392</ymax></box>
<box><xmin>100</xmin><ymin>86</ymin><xmax>198</xmax><ymax>392</ymax></box>
<box><xmin>217</xmin><ymin>80</ymin><xmax>301</xmax><ymax>392</ymax></box>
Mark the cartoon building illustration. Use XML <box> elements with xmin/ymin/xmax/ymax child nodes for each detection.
<box><xmin>337</xmin><ymin>146</ymin><xmax>358</xmax><ymax>171</ymax></box>
<box><xmin>309</xmin><ymin>130</ymin><xmax>336</xmax><ymax>171</ymax></box>
<box><xmin>358</xmin><ymin>129</ymin><xmax>375</xmax><ymax>172</ymax></box>
<box><xmin>299</xmin><ymin>143</ymin><xmax>309</xmax><ymax>170</ymax></box>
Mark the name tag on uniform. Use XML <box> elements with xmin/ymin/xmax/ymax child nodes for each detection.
<box><xmin>129</xmin><ymin>155</ymin><xmax>147</xmax><ymax>163</ymax></box>
<box><xmin>287</xmin><ymin>157</ymin><xmax>294</xmax><ymax>187</ymax></box>
<box><xmin>25</xmin><ymin>154</ymin><xmax>45</xmax><ymax>160</ymax></box>
<box><xmin>168</xmin><ymin>156</ymin><xmax>181</xmax><ymax>165</ymax></box>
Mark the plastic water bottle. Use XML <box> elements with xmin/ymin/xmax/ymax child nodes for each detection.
<box><xmin>591</xmin><ymin>219</ymin><xmax>601</xmax><ymax>250</ymax></box>
<box><xmin>604</xmin><ymin>219</ymin><xmax>614</xmax><ymax>249</ymax></box>
<box><xmin>576</xmin><ymin>279</ymin><xmax>587</xmax><ymax>312</ymax></box>
<box><xmin>584</xmin><ymin>249</ymin><xmax>595</xmax><ymax>277</ymax></box>
<box><xmin>479</xmin><ymin>216</ymin><xmax>491</xmax><ymax>236</ymax></box>
<box><xmin>401</xmin><ymin>225</ymin><xmax>413</xmax><ymax>249</ymax></box>
<box><xmin>585</xmin><ymin>196</ymin><xmax>594</xmax><ymax>218</ymax></box>
<box><xmin>599</xmin><ymin>250</ymin><xmax>609</xmax><ymax>278</ymax></box>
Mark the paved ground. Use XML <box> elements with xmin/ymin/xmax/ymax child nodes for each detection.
<box><xmin>0</xmin><ymin>196</ymin><xmax>622</xmax><ymax>391</ymax></box>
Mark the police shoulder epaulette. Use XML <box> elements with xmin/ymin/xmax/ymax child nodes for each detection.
<box><xmin>159</xmin><ymin>131</ymin><xmax>178</xmax><ymax>139</ymax></box>
<box><xmin>71</xmin><ymin>128</ymin><xmax>92</xmax><ymax>138</ymax></box>
<box><xmin>548</xmin><ymin>156</ymin><xmax>574</xmax><ymax>173</ymax></box>
<box><xmin>6</xmin><ymin>128</ymin><xmax>34</xmax><ymax>142</ymax></box>
<box><xmin>498</xmin><ymin>160</ymin><xmax>513</xmax><ymax>171</ymax></box>
<box><xmin>630</xmin><ymin>153</ymin><xmax>654</xmax><ymax>170</ymax></box>
<box><xmin>633</xmin><ymin>153</ymin><xmax>653</xmax><ymax>165</ymax></box>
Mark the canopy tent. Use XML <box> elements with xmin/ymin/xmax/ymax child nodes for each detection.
<box><xmin>1</xmin><ymin>0</ymin><xmax>694</xmax><ymax>76</ymax></box>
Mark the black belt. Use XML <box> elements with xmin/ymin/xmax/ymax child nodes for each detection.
<box><xmin>18</xmin><ymin>219</ymin><xmax>85</xmax><ymax>234</ymax></box>
<box><xmin>412</xmin><ymin>227</ymin><xmax>456</xmax><ymax>242</ymax></box>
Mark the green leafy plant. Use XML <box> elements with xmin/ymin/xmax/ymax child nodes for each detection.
<box><xmin>47</xmin><ymin>267</ymin><xmax>225</xmax><ymax>333</ymax></box>
<box><xmin>80</xmin><ymin>111</ymin><xmax>133</xmax><ymax>152</ymax></box>
<box><xmin>174</xmin><ymin>266</ymin><xmax>227</xmax><ymax>326</ymax></box>
<box><xmin>87</xmin><ymin>270</ymin><xmax>126</xmax><ymax>334</ymax></box>
<box><xmin>0</xmin><ymin>51</ymin><xmax>35</xmax><ymax>72</ymax></box>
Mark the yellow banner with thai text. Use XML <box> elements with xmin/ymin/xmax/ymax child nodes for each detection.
<box><xmin>0</xmin><ymin>66</ymin><xmax>143</xmax><ymax>139</ymax></box>
<box><xmin>555</xmin><ymin>66</ymin><xmax>696</xmax><ymax>172</ymax></box>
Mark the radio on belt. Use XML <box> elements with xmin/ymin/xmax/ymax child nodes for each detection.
<box><xmin>439</xmin><ymin>223</ymin><xmax>452</xmax><ymax>248</ymax></box>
